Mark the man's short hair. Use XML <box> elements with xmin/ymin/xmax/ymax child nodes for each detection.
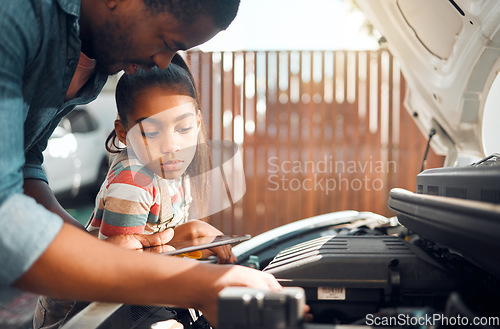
<box><xmin>143</xmin><ymin>0</ymin><xmax>240</xmax><ymax>30</ymax></box>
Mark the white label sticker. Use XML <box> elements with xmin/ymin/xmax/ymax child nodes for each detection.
<box><xmin>317</xmin><ymin>287</ymin><xmax>346</xmax><ymax>300</ymax></box>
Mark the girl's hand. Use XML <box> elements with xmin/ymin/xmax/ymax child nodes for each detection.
<box><xmin>105</xmin><ymin>228</ymin><xmax>176</xmax><ymax>253</ymax></box>
<box><xmin>172</xmin><ymin>220</ymin><xmax>237</xmax><ymax>264</ymax></box>
<box><xmin>208</xmin><ymin>243</ymin><xmax>238</xmax><ymax>264</ymax></box>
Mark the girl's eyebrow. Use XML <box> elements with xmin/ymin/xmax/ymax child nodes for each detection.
<box><xmin>135</xmin><ymin>117</ymin><xmax>158</xmax><ymax>124</ymax></box>
<box><xmin>174</xmin><ymin>112</ymin><xmax>194</xmax><ymax>123</ymax></box>
<box><xmin>135</xmin><ymin>112</ymin><xmax>194</xmax><ymax>124</ymax></box>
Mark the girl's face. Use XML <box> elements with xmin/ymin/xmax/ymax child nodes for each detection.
<box><xmin>116</xmin><ymin>86</ymin><xmax>201</xmax><ymax>180</ymax></box>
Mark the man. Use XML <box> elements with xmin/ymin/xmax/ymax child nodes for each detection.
<box><xmin>0</xmin><ymin>0</ymin><xmax>281</xmax><ymax>326</ymax></box>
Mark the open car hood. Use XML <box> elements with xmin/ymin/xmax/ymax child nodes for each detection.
<box><xmin>357</xmin><ymin>0</ymin><xmax>500</xmax><ymax>166</ymax></box>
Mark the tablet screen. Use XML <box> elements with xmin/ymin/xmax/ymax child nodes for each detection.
<box><xmin>161</xmin><ymin>234</ymin><xmax>251</xmax><ymax>256</ymax></box>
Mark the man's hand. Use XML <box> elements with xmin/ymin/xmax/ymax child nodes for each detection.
<box><xmin>105</xmin><ymin>228</ymin><xmax>175</xmax><ymax>253</ymax></box>
<box><xmin>197</xmin><ymin>264</ymin><xmax>282</xmax><ymax>326</ymax></box>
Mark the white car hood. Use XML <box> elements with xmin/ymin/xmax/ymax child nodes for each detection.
<box><xmin>357</xmin><ymin>0</ymin><xmax>500</xmax><ymax>166</ymax></box>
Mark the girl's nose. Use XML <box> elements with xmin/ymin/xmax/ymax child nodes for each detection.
<box><xmin>153</xmin><ymin>51</ymin><xmax>176</xmax><ymax>70</ymax></box>
<box><xmin>161</xmin><ymin>134</ymin><xmax>180</xmax><ymax>154</ymax></box>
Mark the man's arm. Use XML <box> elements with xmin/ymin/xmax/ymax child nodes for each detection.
<box><xmin>23</xmin><ymin>178</ymin><xmax>84</xmax><ymax>229</ymax></box>
<box><xmin>14</xmin><ymin>223</ymin><xmax>281</xmax><ymax>327</ymax></box>
<box><xmin>23</xmin><ymin>178</ymin><xmax>180</xmax><ymax>250</ymax></box>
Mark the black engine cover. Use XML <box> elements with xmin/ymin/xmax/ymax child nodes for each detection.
<box><xmin>264</xmin><ymin>235</ymin><xmax>458</xmax><ymax>323</ymax></box>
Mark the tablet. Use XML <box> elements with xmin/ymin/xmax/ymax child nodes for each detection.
<box><xmin>161</xmin><ymin>234</ymin><xmax>251</xmax><ymax>256</ymax></box>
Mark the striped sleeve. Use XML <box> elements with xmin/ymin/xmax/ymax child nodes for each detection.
<box><xmin>99</xmin><ymin>168</ymin><xmax>157</xmax><ymax>239</ymax></box>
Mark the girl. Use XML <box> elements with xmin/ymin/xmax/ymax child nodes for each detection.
<box><xmin>87</xmin><ymin>54</ymin><xmax>236</xmax><ymax>263</ymax></box>
<box><xmin>34</xmin><ymin>55</ymin><xmax>236</xmax><ymax>329</ymax></box>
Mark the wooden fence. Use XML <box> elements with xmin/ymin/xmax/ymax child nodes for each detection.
<box><xmin>185</xmin><ymin>50</ymin><xmax>444</xmax><ymax>237</ymax></box>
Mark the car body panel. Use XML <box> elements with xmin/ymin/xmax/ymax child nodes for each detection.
<box><xmin>357</xmin><ymin>0</ymin><xmax>500</xmax><ymax>165</ymax></box>
<box><xmin>43</xmin><ymin>92</ymin><xmax>116</xmax><ymax>196</ymax></box>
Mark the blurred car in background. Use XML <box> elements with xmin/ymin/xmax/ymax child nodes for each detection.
<box><xmin>43</xmin><ymin>92</ymin><xmax>116</xmax><ymax>198</ymax></box>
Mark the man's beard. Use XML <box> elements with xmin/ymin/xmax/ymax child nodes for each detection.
<box><xmin>91</xmin><ymin>20</ymin><xmax>131</xmax><ymax>75</ymax></box>
<box><xmin>95</xmin><ymin>58</ymin><xmax>120</xmax><ymax>75</ymax></box>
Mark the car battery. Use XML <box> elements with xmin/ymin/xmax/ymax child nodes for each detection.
<box><xmin>218</xmin><ymin>287</ymin><xmax>306</xmax><ymax>329</ymax></box>
<box><xmin>263</xmin><ymin>235</ymin><xmax>459</xmax><ymax>323</ymax></box>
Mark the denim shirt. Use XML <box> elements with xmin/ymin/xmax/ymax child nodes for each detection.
<box><xmin>0</xmin><ymin>0</ymin><xmax>107</xmax><ymax>286</ymax></box>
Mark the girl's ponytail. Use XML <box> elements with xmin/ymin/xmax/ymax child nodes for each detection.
<box><xmin>105</xmin><ymin>130</ymin><xmax>123</xmax><ymax>153</ymax></box>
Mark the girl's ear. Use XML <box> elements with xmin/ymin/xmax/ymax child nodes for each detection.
<box><xmin>196</xmin><ymin>111</ymin><xmax>202</xmax><ymax>130</ymax></box>
<box><xmin>114</xmin><ymin>120</ymin><xmax>128</xmax><ymax>146</ymax></box>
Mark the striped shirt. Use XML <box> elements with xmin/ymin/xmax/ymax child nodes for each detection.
<box><xmin>87</xmin><ymin>151</ymin><xmax>192</xmax><ymax>239</ymax></box>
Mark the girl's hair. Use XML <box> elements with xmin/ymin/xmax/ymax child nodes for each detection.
<box><xmin>107</xmin><ymin>54</ymin><xmax>209</xmax><ymax>218</ymax></box>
